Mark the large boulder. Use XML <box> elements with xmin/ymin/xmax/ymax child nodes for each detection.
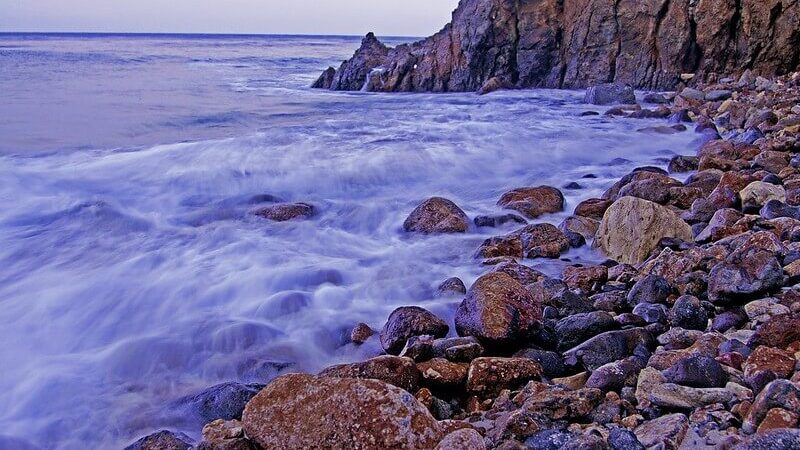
<box><xmin>403</xmin><ymin>197</ymin><xmax>469</xmax><ymax>233</ymax></box>
<box><xmin>595</xmin><ymin>196</ymin><xmax>693</xmax><ymax>265</ymax></box>
<box><xmin>379</xmin><ymin>306</ymin><xmax>449</xmax><ymax>354</ymax></box>
<box><xmin>454</xmin><ymin>272</ymin><xmax>542</xmax><ymax>346</ymax></box>
<box><xmin>497</xmin><ymin>186</ymin><xmax>565</xmax><ymax>219</ymax></box>
<box><xmin>242</xmin><ymin>374</ymin><xmax>442</xmax><ymax>449</ymax></box>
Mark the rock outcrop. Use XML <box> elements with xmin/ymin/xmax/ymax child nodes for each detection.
<box><xmin>314</xmin><ymin>0</ymin><xmax>800</xmax><ymax>92</ymax></box>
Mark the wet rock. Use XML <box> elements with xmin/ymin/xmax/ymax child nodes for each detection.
<box><xmin>563</xmin><ymin>328</ymin><xmax>654</xmax><ymax>371</ymax></box>
<box><xmin>514</xmin><ymin>382</ymin><xmax>602</xmax><ymax>420</ymax></box>
<box><xmin>733</xmin><ymin>429</ymin><xmax>800</xmax><ymax>449</ymax></box>
<box><xmin>431</xmin><ymin>336</ymin><xmax>485</xmax><ymax>362</ymax></box>
<box><xmin>436</xmin><ymin>277</ymin><xmax>467</xmax><ymax>297</ymax></box>
<box><xmin>253</xmin><ymin>202</ymin><xmax>314</xmax><ymax>222</ymax></box>
<box><xmin>403</xmin><ymin>197</ymin><xmax>469</xmax><ymax>233</ymax></box>
<box><xmin>634</xmin><ymin>413</ymin><xmax>688</xmax><ymax>450</ymax></box>
<box><xmin>512</xmin><ymin>223</ymin><xmax>570</xmax><ymax>259</ymax></box>
<box><xmin>742</xmin><ymin>379</ymin><xmax>800</xmax><ymax>434</ymax></box>
<box><xmin>608</xmin><ymin>427</ymin><xmax>645</xmax><ymax>450</ymax></box>
<box><xmin>491</xmin><ymin>260</ymin><xmax>547</xmax><ymax>285</ymax></box>
<box><xmin>558</xmin><ymin>216</ymin><xmax>600</xmax><ymax>244</ymax></box>
<box><xmin>707</xmin><ymin>233</ymin><xmax>785</xmax><ymax>304</ymax></box>
<box><xmin>740</xmin><ymin>181</ymin><xmax>786</xmax><ymax>213</ymax></box>
<box><xmin>380</xmin><ymin>306</ymin><xmax>449</xmax><ymax>355</ymax></box>
<box><xmin>513</xmin><ymin>348</ymin><xmax>566</xmax><ymax>378</ymax></box>
<box><xmin>417</xmin><ymin>358</ymin><xmax>469</xmax><ymax>389</ymax></box>
<box><xmin>669</xmin><ymin>295</ymin><xmax>709</xmax><ymax>331</ymax></box>
<box><xmin>756</xmin><ymin>408</ymin><xmax>799</xmax><ymax>433</ymax></box>
<box><xmin>555</xmin><ymin>311</ymin><xmax>617</xmax><ymax>351</ymax></box>
<box><xmin>668</xmin><ymin>155</ymin><xmax>699</xmax><ymax>173</ymax></box>
<box><xmin>585</xmin><ymin>83</ymin><xmax>636</xmax><ymax>105</ymax></box>
<box><xmin>242</xmin><ymin>374</ymin><xmax>442</xmax><ymax>449</ymax></box>
<box><xmin>627</xmin><ymin>275</ymin><xmax>671</xmax><ymax>307</ymax></box>
<box><xmin>574</xmin><ymin>198</ymin><xmax>613</xmax><ymax>220</ymax></box>
<box><xmin>350</xmin><ymin>322</ymin><xmax>374</xmax><ymax>344</ymax></box>
<box><xmin>454</xmin><ymin>272</ymin><xmax>542</xmax><ymax>346</ymax></box>
<box><xmin>633</xmin><ymin>303</ymin><xmax>668</xmax><ymax>324</ymax></box>
<box><xmin>198</xmin><ymin>419</ymin><xmax>256</xmax><ymax>450</ymax></box>
<box><xmin>435</xmin><ymin>429</ymin><xmax>487</xmax><ymax>450</ymax></box>
<box><xmin>663</xmin><ymin>355</ymin><xmax>728</xmax><ymax>388</ymax></box>
<box><xmin>466</xmin><ymin>357</ymin><xmax>542</xmax><ymax>397</ymax></box>
<box><xmin>523</xmin><ymin>430</ymin><xmax>572</xmax><ymax>450</ymax></box>
<box><xmin>478</xmin><ymin>76</ymin><xmax>514</xmax><ymax>95</ymax></box>
<box><xmin>474</xmin><ymin>214</ymin><xmax>527</xmax><ymax>228</ymax></box>
<box><xmin>312</xmin><ymin>66</ymin><xmax>336</xmax><ymax>89</ymax></box>
<box><xmin>596</xmin><ymin>196</ymin><xmax>693</xmax><ymax>265</ymax></box>
<box><xmin>319</xmin><ymin>355</ymin><xmax>421</xmax><ymax>393</ymax></box>
<box><xmin>585</xmin><ymin>357</ymin><xmax>642</xmax><ymax>392</ymax></box>
<box><xmin>475</xmin><ymin>235</ymin><xmax>524</xmax><ymax>259</ymax></box>
<box><xmin>399</xmin><ymin>335</ymin><xmax>436</xmax><ymax>362</ymax></box>
<box><xmin>760</xmin><ymin>200</ymin><xmax>800</xmax><ymax>220</ymax></box>
<box><xmin>176</xmin><ymin>382</ymin><xmax>264</xmax><ymax>423</ymax></box>
<box><xmin>562</xmin><ymin>265</ymin><xmax>608</xmax><ymax>293</ymax></box>
<box><xmin>750</xmin><ymin>314</ymin><xmax>800</xmax><ymax>348</ymax></box>
<box><xmin>743</xmin><ymin>346</ymin><xmax>796</xmax><ymax>386</ymax></box>
<box><xmin>498</xmin><ymin>186</ymin><xmax>565</xmax><ymax>219</ymax></box>
<box><xmin>124</xmin><ymin>430</ymin><xmax>194</xmax><ymax>450</ymax></box>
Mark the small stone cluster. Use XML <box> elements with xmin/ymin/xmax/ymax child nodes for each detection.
<box><xmin>128</xmin><ymin>72</ymin><xmax>800</xmax><ymax>449</ymax></box>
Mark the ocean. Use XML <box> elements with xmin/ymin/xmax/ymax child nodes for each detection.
<box><xmin>0</xmin><ymin>33</ymin><xmax>699</xmax><ymax>449</ymax></box>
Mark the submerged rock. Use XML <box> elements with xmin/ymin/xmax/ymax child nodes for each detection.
<box><xmin>253</xmin><ymin>202</ymin><xmax>314</xmax><ymax>221</ymax></box>
<box><xmin>124</xmin><ymin>430</ymin><xmax>194</xmax><ymax>450</ymax></box>
<box><xmin>584</xmin><ymin>83</ymin><xmax>636</xmax><ymax>105</ymax></box>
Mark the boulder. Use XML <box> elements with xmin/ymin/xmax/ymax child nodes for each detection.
<box><xmin>498</xmin><ymin>186</ymin><xmax>565</xmax><ymax>219</ymax></box>
<box><xmin>512</xmin><ymin>223</ymin><xmax>570</xmax><ymax>258</ymax></box>
<box><xmin>319</xmin><ymin>355</ymin><xmax>421</xmax><ymax>393</ymax></box>
<box><xmin>436</xmin><ymin>278</ymin><xmax>467</xmax><ymax>297</ymax></box>
<box><xmin>403</xmin><ymin>197</ymin><xmax>469</xmax><ymax>233</ymax></box>
<box><xmin>634</xmin><ymin>414</ymin><xmax>688</xmax><ymax>450</ymax></box>
<box><xmin>175</xmin><ymin>382</ymin><xmax>264</xmax><ymax>423</ymax></box>
<box><xmin>584</xmin><ymin>83</ymin><xmax>636</xmax><ymax>105</ymax></box>
<box><xmin>563</xmin><ymin>328</ymin><xmax>654</xmax><ymax>371</ymax></box>
<box><xmin>454</xmin><ymin>272</ymin><xmax>542</xmax><ymax>346</ymax></box>
<box><xmin>742</xmin><ymin>379</ymin><xmax>800</xmax><ymax>434</ymax></box>
<box><xmin>242</xmin><ymin>374</ymin><xmax>442</xmax><ymax>449</ymax></box>
<box><xmin>380</xmin><ymin>306</ymin><xmax>449</xmax><ymax>354</ymax></box>
<box><xmin>595</xmin><ymin>197</ymin><xmax>693</xmax><ymax>265</ymax></box>
<box><xmin>417</xmin><ymin>358</ymin><xmax>469</xmax><ymax>389</ymax></box>
<box><xmin>466</xmin><ymin>357</ymin><xmax>542</xmax><ymax>397</ymax></box>
<box><xmin>554</xmin><ymin>311</ymin><xmax>616</xmax><ymax>351</ymax></box>
<box><xmin>350</xmin><ymin>323</ymin><xmax>374</xmax><ymax>344</ymax></box>
<box><xmin>740</xmin><ymin>181</ymin><xmax>786</xmax><ymax>213</ymax></box>
<box><xmin>662</xmin><ymin>355</ymin><xmax>728</xmax><ymax>388</ymax></box>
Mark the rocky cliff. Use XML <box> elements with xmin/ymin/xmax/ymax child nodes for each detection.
<box><xmin>313</xmin><ymin>0</ymin><xmax>800</xmax><ymax>92</ymax></box>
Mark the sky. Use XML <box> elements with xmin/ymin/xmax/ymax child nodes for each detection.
<box><xmin>0</xmin><ymin>0</ymin><xmax>459</xmax><ymax>36</ymax></box>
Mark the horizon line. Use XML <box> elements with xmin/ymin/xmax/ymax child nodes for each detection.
<box><xmin>0</xmin><ymin>30</ymin><xmax>424</xmax><ymax>39</ymax></box>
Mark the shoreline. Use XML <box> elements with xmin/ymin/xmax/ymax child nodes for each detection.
<box><xmin>127</xmin><ymin>70</ymin><xmax>800</xmax><ymax>450</ymax></box>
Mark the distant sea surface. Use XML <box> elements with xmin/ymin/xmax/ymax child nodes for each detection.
<box><xmin>0</xmin><ymin>33</ymin><xmax>698</xmax><ymax>449</ymax></box>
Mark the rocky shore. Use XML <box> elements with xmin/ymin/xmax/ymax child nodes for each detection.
<box><xmin>125</xmin><ymin>71</ymin><xmax>800</xmax><ymax>449</ymax></box>
<box><xmin>313</xmin><ymin>0</ymin><xmax>800</xmax><ymax>93</ymax></box>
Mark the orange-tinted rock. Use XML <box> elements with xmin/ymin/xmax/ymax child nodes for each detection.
<box><xmin>454</xmin><ymin>272</ymin><xmax>542</xmax><ymax>346</ymax></box>
<box><xmin>417</xmin><ymin>358</ymin><xmax>469</xmax><ymax>389</ymax></box>
<box><xmin>498</xmin><ymin>186</ymin><xmax>564</xmax><ymax>219</ymax></box>
<box><xmin>403</xmin><ymin>197</ymin><xmax>469</xmax><ymax>233</ymax></box>
<box><xmin>743</xmin><ymin>346</ymin><xmax>796</xmax><ymax>382</ymax></box>
<box><xmin>466</xmin><ymin>357</ymin><xmax>542</xmax><ymax>397</ymax></box>
<box><xmin>562</xmin><ymin>265</ymin><xmax>608</xmax><ymax>292</ymax></box>
<box><xmin>242</xmin><ymin>374</ymin><xmax>442</xmax><ymax>450</ymax></box>
<box><xmin>475</xmin><ymin>236</ymin><xmax>524</xmax><ymax>259</ymax></box>
<box><xmin>350</xmin><ymin>322</ymin><xmax>374</xmax><ymax>344</ymax></box>
<box><xmin>756</xmin><ymin>408</ymin><xmax>799</xmax><ymax>433</ymax></box>
<box><xmin>574</xmin><ymin>198</ymin><xmax>613</xmax><ymax>220</ymax></box>
<box><xmin>319</xmin><ymin>355</ymin><xmax>421</xmax><ymax>393</ymax></box>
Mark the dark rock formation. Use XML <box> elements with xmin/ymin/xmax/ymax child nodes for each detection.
<box><xmin>314</xmin><ymin>0</ymin><xmax>800</xmax><ymax>92</ymax></box>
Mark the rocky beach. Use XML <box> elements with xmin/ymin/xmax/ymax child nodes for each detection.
<box><xmin>133</xmin><ymin>66</ymin><xmax>800</xmax><ymax>450</ymax></box>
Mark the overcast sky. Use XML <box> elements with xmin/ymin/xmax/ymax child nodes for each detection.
<box><xmin>0</xmin><ymin>0</ymin><xmax>459</xmax><ymax>36</ymax></box>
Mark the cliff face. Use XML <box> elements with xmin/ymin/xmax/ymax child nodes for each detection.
<box><xmin>314</xmin><ymin>0</ymin><xmax>800</xmax><ymax>92</ymax></box>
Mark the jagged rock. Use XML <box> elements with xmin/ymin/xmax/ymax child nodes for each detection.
<box><xmin>315</xmin><ymin>1</ymin><xmax>800</xmax><ymax>93</ymax></box>
<box><xmin>380</xmin><ymin>306</ymin><xmax>449</xmax><ymax>354</ymax></box>
<box><xmin>750</xmin><ymin>314</ymin><xmax>800</xmax><ymax>348</ymax></box>
<box><xmin>513</xmin><ymin>382</ymin><xmax>603</xmax><ymax>420</ymax></box>
<box><xmin>562</xmin><ymin>265</ymin><xmax>608</xmax><ymax>292</ymax></box>
<box><xmin>454</xmin><ymin>272</ymin><xmax>542</xmax><ymax>346</ymax></box>
<box><xmin>242</xmin><ymin>374</ymin><xmax>442</xmax><ymax>449</ymax></box>
<box><xmin>596</xmin><ymin>196</ymin><xmax>693</xmax><ymax>265</ymax></box>
<box><xmin>707</xmin><ymin>232</ymin><xmax>785</xmax><ymax>303</ymax></box>
<box><xmin>403</xmin><ymin>197</ymin><xmax>469</xmax><ymax>233</ymax></box>
<box><xmin>584</xmin><ymin>83</ymin><xmax>636</xmax><ymax>105</ymax></box>
<box><xmin>742</xmin><ymin>379</ymin><xmax>800</xmax><ymax>434</ymax></box>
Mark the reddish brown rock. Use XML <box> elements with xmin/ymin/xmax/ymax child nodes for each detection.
<box><xmin>319</xmin><ymin>355</ymin><xmax>421</xmax><ymax>393</ymax></box>
<box><xmin>750</xmin><ymin>314</ymin><xmax>800</xmax><ymax>348</ymax></box>
<box><xmin>466</xmin><ymin>357</ymin><xmax>542</xmax><ymax>397</ymax></box>
<box><xmin>380</xmin><ymin>306</ymin><xmax>449</xmax><ymax>355</ymax></box>
<box><xmin>242</xmin><ymin>374</ymin><xmax>442</xmax><ymax>449</ymax></box>
<box><xmin>512</xmin><ymin>223</ymin><xmax>570</xmax><ymax>258</ymax></box>
<box><xmin>350</xmin><ymin>322</ymin><xmax>374</xmax><ymax>345</ymax></box>
<box><xmin>403</xmin><ymin>197</ymin><xmax>469</xmax><ymax>233</ymax></box>
<box><xmin>417</xmin><ymin>358</ymin><xmax>469</xmax><ymax>389</ymax></box>
<box><xmin>574</xmin><ymin>198</ymin><xmax>613</xmax><ymax>220</ymax></box>
<box><xmin>743</xmin><ymin>346</ymin><xmax>796</xmax><ymax>383</ymax></box>
<box><xmin>756</xmin><ymin>408</ymin><xmax>800</xmax><ymax>433</ymax></box>
<box><xmin>475</xmin><ymin>236</ymin><xmax>524</xmax><ymax>259</ymax></box>
<box><xmin>562</xmin><ymin>264</ymin><xmax>608</xmax><ymax>293</ymax></box>
<box><xmin>742</xmin><ymin>379</ymin><xmax>800</xmax><ymax>434</ymax></box>
<box><xmin>512</xmin><ymin>382</ymin><xmax>602</xmax><ymax>420</ymax></box>
<box><xmin>497</xmin><ymin>186</ymin><xmax>565</xmax><ymax>219</ymax></box>
<box><xmin>491</xmin><ymin>260</ymin><xmax>547</xmax><ymax>285</ymax></box>
<box><xmin>254</xmin><ymin>202</ymin><xmax>314</xmax><ymax>222</ymax></box>
<box><xmin>435</xmin><ymin>429</ymin><xmax>487</xmax><ymax>450</ymax></box>
<box><xmin>124</xmin><ymin>431</ymin><xmax>193</xmax><ymax>450</ymax></box>
<box><xmin>454</xmin><ymin>272</ymin><xmax>542</xmax><ymax>346</ymax></box>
